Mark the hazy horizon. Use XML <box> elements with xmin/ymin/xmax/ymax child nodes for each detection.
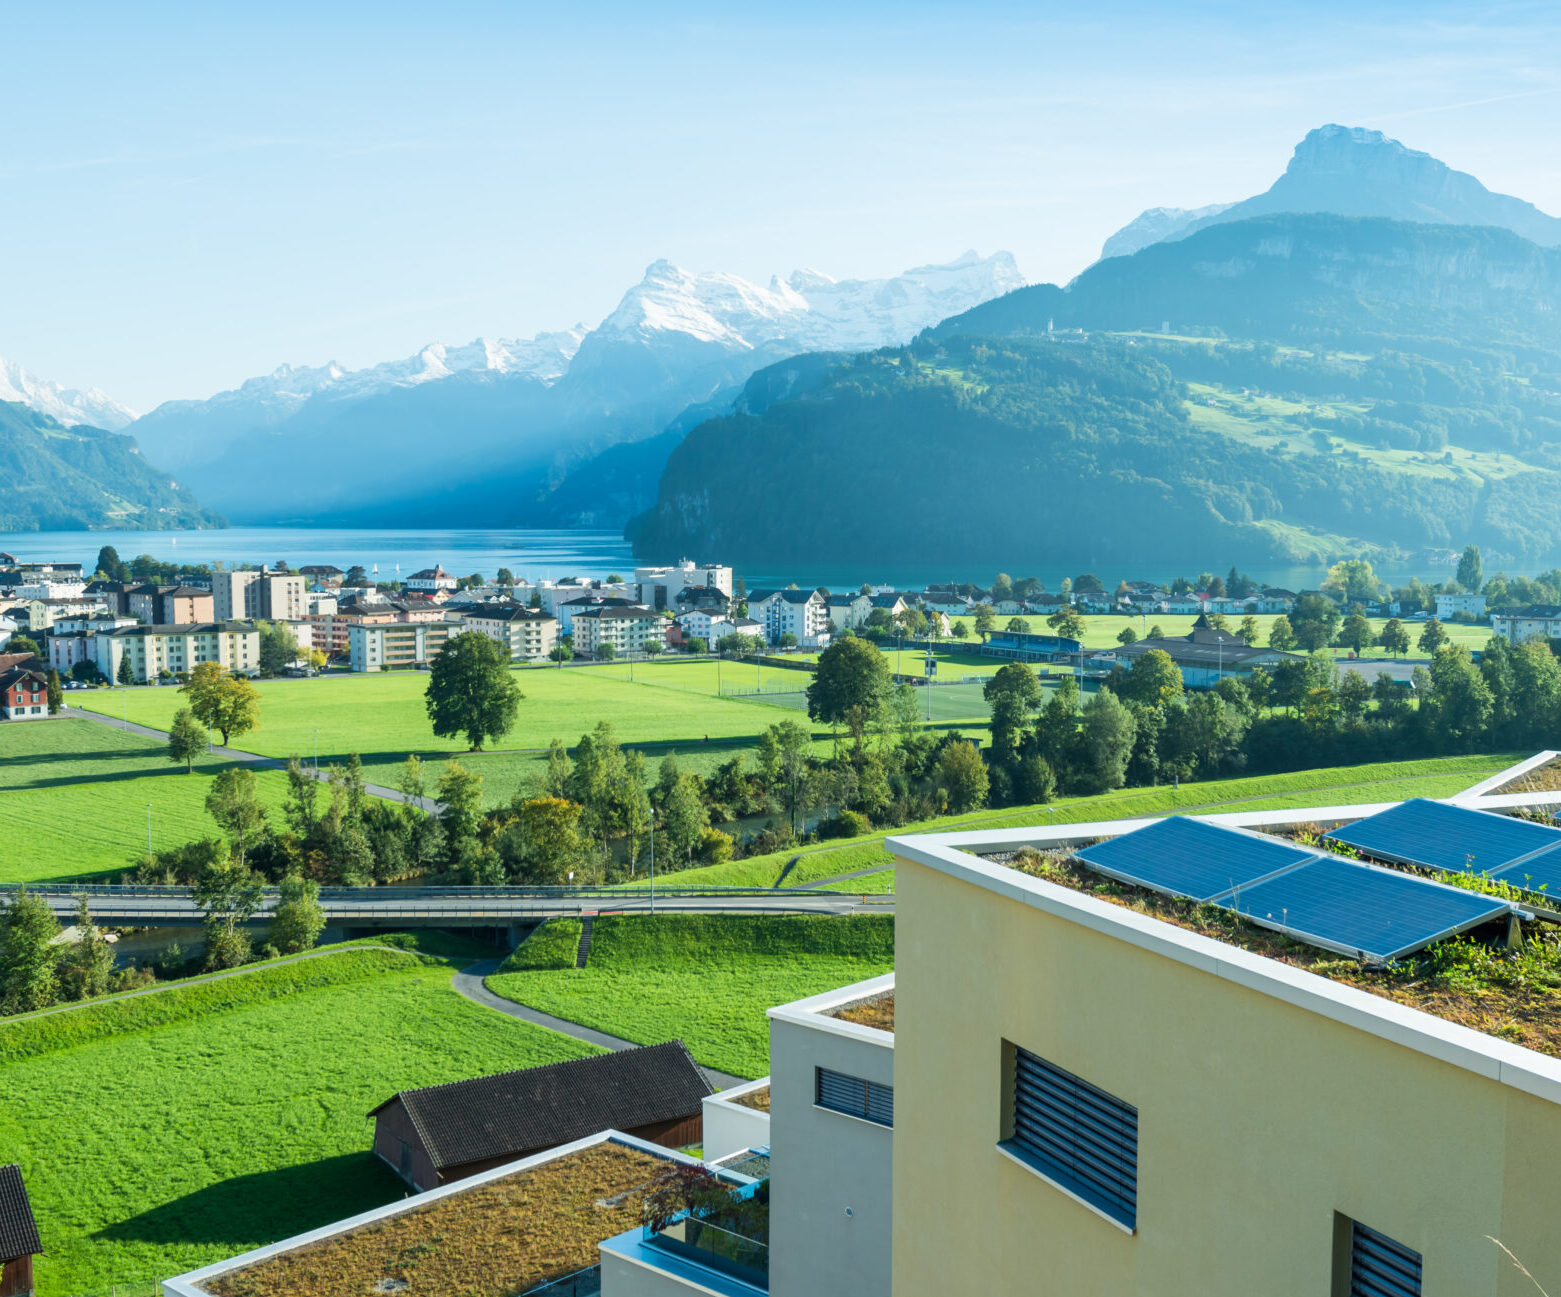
<box><xmin>5</xmin><ymin>0</ymin><xmax>1560</xmax><ymax>411</ymax></box>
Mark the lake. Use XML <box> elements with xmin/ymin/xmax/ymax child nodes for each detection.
<box><xmin>0</xmin><ymin>524</ymin><xmax>1455</xmax><ymax>592</ymax></box>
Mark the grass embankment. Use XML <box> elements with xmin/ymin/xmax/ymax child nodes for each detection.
<box><xmin>487</xmin><ymin>914</ymin><xmax>895</xmax><ymax>1079</ymax></box>
<box><xmin>0</xmin><ymin>943</ymin><xmax>599</xmax><ymax>1296</ymax></box>
<box><xmin>648</xmin><ymin>752</ymin><xmax>1524</xmax><ymax>894</ymax></box>
<box><xmin>0</xmin><ymin>718</ymin><xmax>293</xmax><ymax>884</ymax></box>
<box><xmin>72</xmin><ymin>668</ymin><xmax>824</xmax><ymax>807</ymax></box>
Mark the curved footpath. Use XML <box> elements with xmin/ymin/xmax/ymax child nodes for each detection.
<box><xmin>1</xmin><ymin>942</ymin><xmax>750</xmax><ymax>1089</ymax></box>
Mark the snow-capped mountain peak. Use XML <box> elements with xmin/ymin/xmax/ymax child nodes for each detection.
<box><xmin>0</xmin><ymin>357</ymin><xmax>137</xmax><ymax>430</ymax></box>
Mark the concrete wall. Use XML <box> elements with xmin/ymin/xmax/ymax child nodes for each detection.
<box><xmin>702</xmin><ymin>1081</ymin><xmax>771</xmax><ymax>1162</ymax></box>
<box><xmin>889</xmin><ymin>853</ymin><xmax>1561</xmax><ymax>1297</ymax></box>
<box><xmin>769</xmin><ymin>984</ymin><xmax>893</xmax><ymax>1297</ymax></box>
<box><xmin>599</xmin><ymin>1248</ymin><xmax>714</xmax><ymax>1297</ymax></box>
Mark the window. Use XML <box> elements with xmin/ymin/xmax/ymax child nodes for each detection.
<box><xmin>1342</xmin><ymin>1219</ymin><xmax>1421</xmax><ymax>1297</ymax></box>
<box><xmin>1001</xmin><ymin>1045</ymin><xmax>1137</xmax><ymax>1230</ymax></box>
<box><xmin>815</xmin><ymin>1066</ymin><xmax>893</xmax><ymax>1126</ymax></box>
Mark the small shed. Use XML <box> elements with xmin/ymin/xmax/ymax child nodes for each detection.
<box><xmin>0</xmin><ymin>1164</ymin><xmax>41</xmax><ymax>1297</ymax></box>
<box><xmin>369</xmin><ymin>1041</ymin><xmax>714</xmax><ymax>1191</ymax></box>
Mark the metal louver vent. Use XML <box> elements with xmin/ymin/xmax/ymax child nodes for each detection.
<box><xmin>1350</xmin><ymin>1221</ymin><xmax>1422</xmax><ymax>1297</ymax></box>
<box><xmin>815</xmin><ymin>1067</ymin><xmax>894</xmax><ymax>1127</ymax></box>
<box><xmin>1005</xmin><ymin>1047</ymin><xmax>1137</xmax><ymax>1229</ymax></box>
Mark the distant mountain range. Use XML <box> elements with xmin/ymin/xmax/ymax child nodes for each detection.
<box><xmin>0</xmin><ymin>358</ymin><xmax>137</xmax><ymax>433</ymax></box>
<box><xmin>1101</xmin><ymin>124</ymin><xmax>1561</xmax><ymax>259</ymax></box>
<box><xmin>0</xmin><ymin>400</ymin><xmax>222</xmax><ymax>532</ymax></box>
<box><xmin>111</xmin><ymin>252</ymin><xmax>1023</xmax><ymax>527</ymax></box>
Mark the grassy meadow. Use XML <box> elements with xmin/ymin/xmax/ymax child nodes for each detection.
<box><xmin>0</xmin><ymin>718</ymin><xmax>295</xmax><ymax>884</ymax></box>
<box><xmin>487</xmin><ymin>914</ymin><xmax>894</xmax><ymax>1078</ymax></box>
<box><xmin>0</xmin><ymin>944</ymin><xmax>598</xmax><ymax>1297</ymax></box>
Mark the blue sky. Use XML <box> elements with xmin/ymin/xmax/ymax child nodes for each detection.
<box><xmin>4</xmin><ymin>0</ymin><xmax>1560</xmax><ymax>410</ymax></box>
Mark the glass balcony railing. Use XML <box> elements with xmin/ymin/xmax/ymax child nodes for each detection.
<box><xmin>643</xmin><ymin>1178</ymin><xmax>769</xmax><ymax>1289</ymax></box>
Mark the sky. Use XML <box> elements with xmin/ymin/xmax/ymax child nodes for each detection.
<box><xmin>4</xmin><ymin>0</ymin><xmax>1561</xmax><ymax>412</ymax></box>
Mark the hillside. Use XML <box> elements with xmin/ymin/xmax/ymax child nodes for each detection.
<box><xmin>629</xmin><ymin>264</ymin><xmax>1561</xmax><ymax>567</ymax></box>
<box><xmin>0</xmin><ymin>400</ymin><xmax>223</xmax><ymax>532</ymax></box>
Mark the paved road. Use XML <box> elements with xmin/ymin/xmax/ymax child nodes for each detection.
<box><xmin>451</xmin><ymin>958</ymin><xmax>748</xmax><ymax>1090</ymax></box>
<box><xmin>62</xmin><ymin>706</ymin><xmax>439</xmax><ymax>812</ymax></box>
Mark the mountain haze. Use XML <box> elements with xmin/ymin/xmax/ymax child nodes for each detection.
<box><xmin>0</xmin><ymin>358</ymin><xmax>137</xmax><ymax>432</ymax></box>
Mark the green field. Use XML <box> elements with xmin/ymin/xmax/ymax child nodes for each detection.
<box><xmin>72</xmin><ymin>668</ymin><xmax>825</xmax><ymax>807</ymax></box>
<box><xmin>487</xmin><ymin>914</ymin><xmax>895</xmax><ymax>1079</ymax></box>
<box><xmin>651</xmin><ymin>751</ymin><xmax>1523</xmax><ymax>892</ymax></box>
<box><xmin>0</xmin><ymin>718</ymin><xmax>295</xmax><ymax>884</ymax></box>
<box><xmin>0</xmin><ymin>945</ymin><xmax>597</xmax><ymax>1297</ymax></box>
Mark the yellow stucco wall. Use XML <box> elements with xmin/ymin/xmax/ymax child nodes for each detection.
<box><xmin>890</xmin><ymin>855</ymin><xmax>1561</xmax><ymax>1297</ymax></box>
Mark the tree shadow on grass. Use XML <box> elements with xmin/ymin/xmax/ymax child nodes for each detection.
<box><xmin>93</xmin><ymin>1152</ymin><xmax>407</xmax><ymax>1247</ymax></box>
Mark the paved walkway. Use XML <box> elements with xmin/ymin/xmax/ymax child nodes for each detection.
<box><xmin>62</xmin><ymin>706</ymin><xmax>439</xmax><ymax>812</ymax></box>
<box><xmin>453</xmin><ymin>957</ymin><xmax>748</xmax><ymax>1091</ymax></box>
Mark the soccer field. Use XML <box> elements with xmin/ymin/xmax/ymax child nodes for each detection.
<box><xmin>735</xmin><ymin>680</ymin><xmax>994</xmax><ymax>723</ymax></box>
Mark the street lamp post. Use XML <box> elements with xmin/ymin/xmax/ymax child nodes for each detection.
<box><xmin>146</xmin><ymin>803</ymin><xmax>152</xmax><ymax>864</ymax></box>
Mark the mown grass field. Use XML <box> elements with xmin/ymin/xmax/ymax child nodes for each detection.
<box><xmin>649</xmin><ymin>751</ymin><xmax>1523</xmax><ymax>893</ymax></box>
<box><xmin>487</xmin><ymin>914</ymin><xmax>894</xmax><ymax>1079</ymax></box>
<box><xmin>944</xmin><ymin>610</ymin><xmax>1492</xmax><ymax>656</ymax></box>
<box><xmin>72</xmin><ymin>668</ymin><xmax>825</xmax><ymax>807</ymax></box>
<box><xmin>0</xmin><ymin>718</ymin><xmax>295</xmax><ymax>884</ymax></box>
<box><xmin>0</xmin><ymin>944</ymin><xmax>598</xmax><ymax>1297</ymax></box>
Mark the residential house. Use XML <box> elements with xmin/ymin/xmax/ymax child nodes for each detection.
<box><xmin>1436</xmin><ymin>593</ymin><xmax>1487</xmax><ymax>620</ymax></box>
<box><xmin>1493</xmin><ymin>605</ymin><xmax>1561</xmax><ymax>644</ymax></box>
<box><xmin>0</xmin><ymin>666</ymin><xmax>49</xmax><ymax>720</ymax></box>
<box><xmin>537</xmin><ymin>577</ymin><xmax>641</xmax><ymax>617</ymax></box>
<box><xmin>636</xmin><ymin>561</ymin><xmax>734</xmax><ymax>609</ymax></box>
<box><xmin>825</xmin><ymin>592</ymin><xmax>874</xmax><ymax>631</ymax></box>
<box><xmin>920</xmin><ymin>590</ymin><xmax>971</xmax><ymax>617</ymax></box>
<box><xmin>457</xmin><ymin>602</ymin><xmax>558</xmax><ymax>661</ymax></box>
<box><xmin>92</xmin><ymin>623</ymin><xmax>260</xmax><ymax>683</ymax></box>
<box><xmin>675</xmin><ymin>608</ymin><xmax>744</xmax><ymax>645</ymax></box>
<box><xmin>404</xmin><ymin>565</ymin><xmax>459</xmax><ymax>592</ymax></box>
<box><xmin>0</xmin><ymin>1163</ymin><xmax>41</xmax><ymax>1297</ymax></box>
<box><xmin>571</xmin><ymin>605</ymin><xmax>667</xmax><ymax>657</ymax></box>
<box><xmin>555</xmin><ymin>595</ymin><xmax>642</xmax><ymax>635</ymax></box>
<box><xmin>297</xmin><ymin>564</ymin><xmax>344</xmax><ymax>588</ymax></box>
<box><xmin>370</xmin><ymin>1042</ymin><xmax>712</xmax><ymax>1192</ymax></box>
<box><xmin>24</xmin><ymin>597</ymin><xmax>109</xmax><ymax>632</ymax></box>
<box><xmin>749</xmin><ymin>589</ymin><xmax>831</xmax><ymax>647</ymax></box>
<box><xmin>672</xmin><ymin>585</ymin><xmax>731</xmax><ymax>617</ymax></box>
<box><xmin>348</xmin><ymin>618</ymin><xmax>464</xmax><ymax>672</ymax></box>
<box><xmin>127</xmin><ymin>584</ymin><xmax>214</xmax><ymax>625</ymax></box>
<box><xmin>868</xmin><ymin>593</ymin><xmax>910</xmax><ymax>618</ymax></box>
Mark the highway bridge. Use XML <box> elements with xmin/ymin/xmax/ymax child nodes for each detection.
<box><xmin>5</xmin><ymin>883</ymin><xmax>893</xmax><ymax>934</ymax></box>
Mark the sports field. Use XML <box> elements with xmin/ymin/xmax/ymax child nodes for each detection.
<box><xmin>0</xmin><ymin>718</ymin><xmax>294</xmax><ymax>884</ymax></box>
<box><xmin>0</xmin><ymin>944</ymin><xmax>597</xmax><ymax>1297</ymax></box>
<box><xmin>746</xmin><ymin>679</ymin><xmax>994</xmax><ymax>723</ymax></box>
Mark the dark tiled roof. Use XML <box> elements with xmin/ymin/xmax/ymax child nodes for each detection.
<box><xmin>0</xmin><ymin>1164</ymin><xmax>40</xmax><ymax>1261</ymax></box>
<box><xmin>576</xmin><ymin>606</ymin><xmax>659</xmax><ymax>621</ymax></box>
<box><xmin>371</xmin><ymin>1042</ymin><xmax>712</xmax><ymax>1170</ymax></box>
<box><xmin>1504</xmin><ymin>605</ymin><xmax>1561</xmax><ymax>618</ymax></box>
<box><xmin>460</xmin><ymin>604</ymin><xmax>555</xmax><ymax>624</ymax></box>
<box><xmin>0</xmin><ymin>667</ymin><xmax>47</xmax><ymax>692</ymax></box>
<box><xmin>108</xmin><ymin>622</ymin><xmax>254</xmax><ymax>636</ymax></box>
<box><xmin>161</xmin><ymin>586</ymin><xmax>212</xmax><ymax>599</ymax></box>
<box><xmin>750</xmin><ymin>588</ymin><xmax>819</xmax><ymax>605</ymax></box>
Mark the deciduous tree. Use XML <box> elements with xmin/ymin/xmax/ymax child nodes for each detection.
<box><xmin>807</xmin><ymin>637</ymin><xmax>891</xmax><ymax>730</ymax></box>
<box><xmin>182</xmin><ymin>662</ymin><xmax>261</xmax><ymax>746</ymax></box>
<box><xmin>937</xmin><ymin>740</ymin><xmax>988</xmax><ymax>813</ymax></box>
<box><xmin>0</xmin><ymin>888</ymin><xmax>60</xmax><ymax>1013</ymax></box>
<box><xmin>424</xmin><ymin>631</ymin><xmax>522</xmax><ymax>751</ymax></box>
<box><xmin>167</xmin><ymin>707</ymin><xmax>208</xmax><ymax>773</ymax></box>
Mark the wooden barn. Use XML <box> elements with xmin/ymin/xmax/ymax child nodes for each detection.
<box><xmin>0</xmin><ymin>1164</ymin><xmax>41</xmax><ymax>1297</ymax></box>
<box><xmin>369</xmin><ymin>1041</ymin><xmax>713</xmax><ymax>1192</ymax></box>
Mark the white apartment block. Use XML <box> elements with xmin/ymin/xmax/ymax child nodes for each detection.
<box><xmin>348</xmin><ymin>619</ymin><xmax>464</xmax><ymax>672</ymax></box>
<box><xmin>635</xmin><ymin>560</ymin><xmax>734</xmax><ymax>609</ymax></box>
<box><xmin>749</xmin><ymin>589</ymin><xmax>832</xmax><ymax>647</ymax></box>
<box><xmin>1435</xmin><ymin>593</ymin><xmax>1487</xmax><ymax>620</ymax></box>
<box><xmin>92</xmin><ymin>623</ymin><xmax>259</xmax><ymax>683</ymax></box>
<box><xmin>460</xmin><ymin>605</ymin><xmax>559</xmax><ymax>661</ymax></box>
<box><xmin>1492</xmin><ymin>605</ymin><xmax>1561</xmax><ymax>644</ymax></box>
<box><xmin>571</xmin><ymin>606</ymin><xmax>666</xmax><ymax>657</ymax></box>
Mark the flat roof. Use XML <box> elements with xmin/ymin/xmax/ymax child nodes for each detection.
<box><xmin>888</xmin><ymin>761</ymin><xmax>1561</xmax><ymax>1104</ymax></box>
<box><xmin>163</xmin><ymin>1133</ymin><xmax>705</xmax><ymax>1297</ymax></box>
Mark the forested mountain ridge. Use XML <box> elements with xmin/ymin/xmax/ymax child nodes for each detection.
<box><xmin>630</xmin><ymin>215</ymin><xmax>1561</xmax><ymax>567</ymax></box>
<box><xmin>0</xmin><ymin>401</ymin><xmax>224</xmax><ymax>531</ymax></box>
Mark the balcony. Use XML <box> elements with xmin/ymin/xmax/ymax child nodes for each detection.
<box><xmin>602</xmin><ymin>1175</ymin><xmax>768</xmax><ymax>1294</ymax></box>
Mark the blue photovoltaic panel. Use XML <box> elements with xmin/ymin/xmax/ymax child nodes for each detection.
<box><xmin>1216</xmin><ymin>854</ymin><xmax>1511</xmax><ymax>963</ymax></box>
<box><xmin>1072</xmin><ymin>816</ymin><xmax>1317</xmax><ymax>903</ymax></box>
<box><xmin>1490</xmin><ymin>841</ymin><xmax>1561</xmax><ymax>901</ymax></box>
<box><xmin>1325</xmin><ymin>798</ymin><xmax>1561</xmax><ymax>876</ymax></box>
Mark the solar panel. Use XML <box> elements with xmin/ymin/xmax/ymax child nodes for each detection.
<box><xmin>1325</xmin><ymin>798</ymin><xmax>1561</xmax><ymax>876</ymax></box>
<box><xmin>1072</xmin><ymin>815</ymin><xmax>1318</xmax><ymax>903</ymax></box>
<box><xmin>1489</xmin><ymin>842</ymin><xmax>1561</xmax><ymax>902</ymax></box>
<box><xmin>1214</xmin><ymin>854</ymin><xmax>1512</xmax><ymax>964</ymax></box>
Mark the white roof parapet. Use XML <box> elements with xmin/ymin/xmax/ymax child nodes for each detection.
<box><xmin>767</xmin><ymin>972</ymin><xmax>895</xmax><ymax>1046</ymax></box>
<box><xmin>1457</xmin><ymin>751</ymin><xmax>1560</xmax><ymax>800</ymax></box>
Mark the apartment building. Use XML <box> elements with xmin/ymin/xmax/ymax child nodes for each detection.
<box><xmin>348</xmin><ymin>618</ymin><xmax>463</xmax><ymax>672</ymax></box>
<box><xmin>885</xmin><ymin>788</ymin><xmax>1561</xmax><ymax>1297</ymax></box>
<box><xmin>1436</xmin><ymin>593</ymin><xmax>1487</xmax><ymax>620</ymax></box>
<box><xmin>92</xmin><ymin>623</ymin><xmax>259</xmax><ymax>683</ymax></box>
<box><xmin>127</xmin><ymin>584</ymin><xmax>215</xmax><ymax>625</ymax></box>
<box><xmin>635</xmin><ymin>561</ymin><xmax>734</xmax><ymax>609</ymax></box>
<box><xmin>458</xmin><ymin>603</ymin><xmax>558</xmax><ymax>661</ymax></box>
<box><xmin>211</xmin><ymin>570</ymin><xmax>307</xmax><ymax>621</ymax></box>
<box><xmin>748</xmin><ymin>589</ymin><xmax>831</xmax><ymax>647</ymax></box>
<box><xmin>1492</xmin><ymin>605</ymin><xmax>1561</xmax><ymax>644</ymax></box>
<box><xmin>554</xmin><ymin>595</ymin><xmax>643</xmax><ymax>635</ymax></box>
<box><xmin>571</xmin><ymin>606</ymin><xmax>666</xmax><ymax>657</ymax></box>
